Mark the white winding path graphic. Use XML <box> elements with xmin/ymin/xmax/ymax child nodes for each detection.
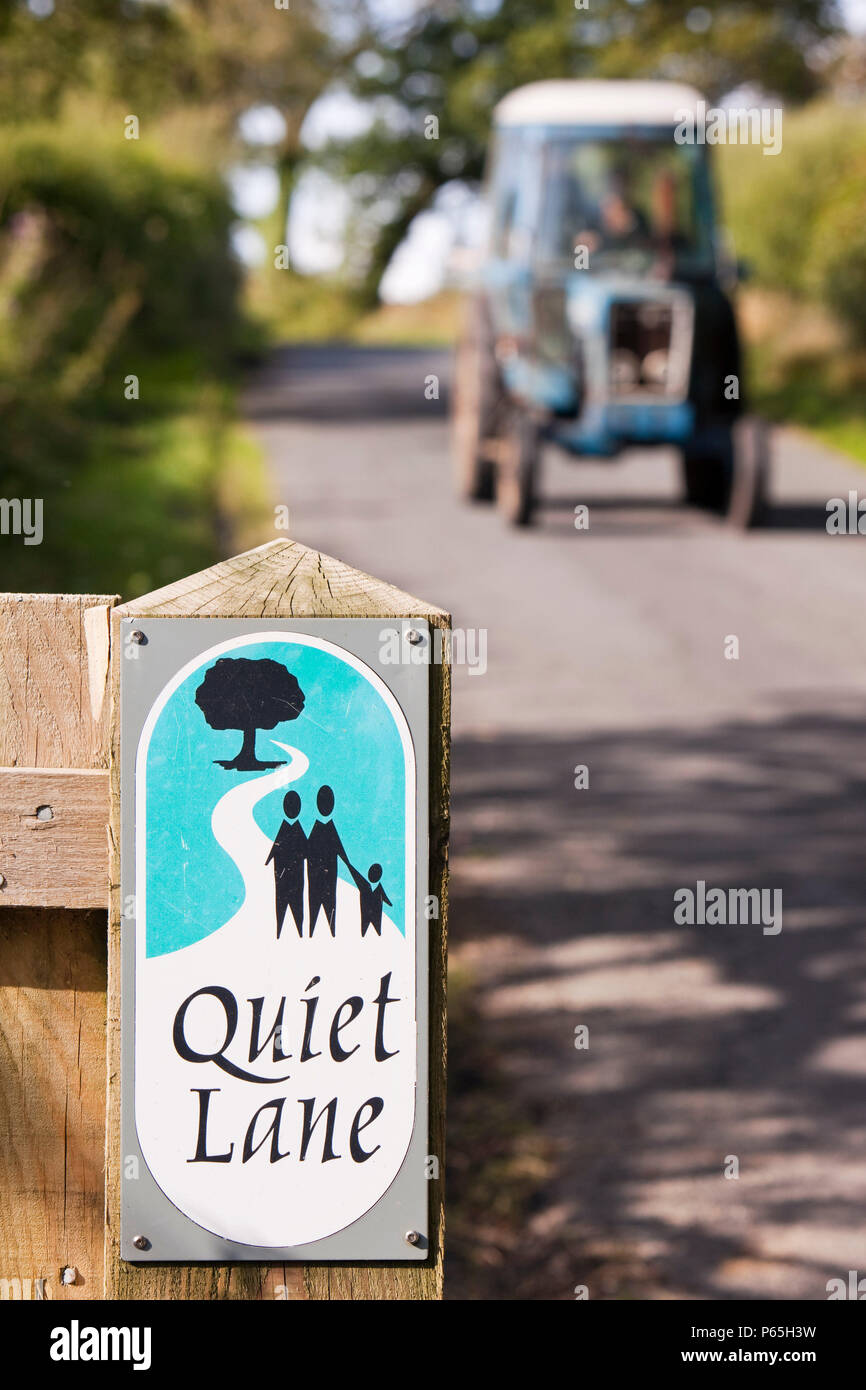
<box><xmin>210</xmin><ymin>740</ymin><xmax>309</xmax><ymax>931</ymax></box>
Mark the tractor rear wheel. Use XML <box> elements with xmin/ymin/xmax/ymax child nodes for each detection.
<box><xmin>497</xmin><ymin>409</ymin><xmax>541</xmax><ymax>527</ymax></box>
<box><xmin>681</xmin><ymin>417</ymin><xmax>770</xmax><ymax>527</ymax></box>
<box><xmin>452</xmin><ymin>297</ymin><xmax>501</xmax><ymax>503</ymax></box>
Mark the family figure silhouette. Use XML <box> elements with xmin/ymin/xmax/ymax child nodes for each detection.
<box><xmin>265</xmin><ymin>784</ymin><xmax>392</xmax><ymax>938</ymax></box>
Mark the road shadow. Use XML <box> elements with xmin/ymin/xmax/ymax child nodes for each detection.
<box><xmin>542</xmin><ymin>493</ymin><xmax>833</xmax><ymax>532</ymax></box>
<box><xmin>765</xmin><ymin>502</ymin><xmax>839</xmax><ymax>532</ymax></box>
<box><xmin>445</xmin><ymin>707</ymin><xmax>866</xmax><ymax>1300</ymax></box>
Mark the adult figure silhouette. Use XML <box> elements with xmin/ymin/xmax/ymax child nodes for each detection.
<box><xmin>265</xmin><ymin>790</ymin><xmax>307</xmax><ymax>938</ymax></box>
<box><xmin>306</xmin><ymin>784</ymin><xmax>350</xmax><ymax>936</ymax></box>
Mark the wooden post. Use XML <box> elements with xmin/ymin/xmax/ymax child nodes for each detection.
<box><xmin>104</xmin><ymin>539</ymin><xmax>449</xmax><ymax>1300</ymax></box>
<box><xmin>0</xmin><ymin>593</ymin><xmax>116</xmax><ymax>1301</ymax></box>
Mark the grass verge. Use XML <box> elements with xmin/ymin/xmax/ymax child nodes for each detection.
<box><xmin>739</xmin><ymin>288</ymin><xmax>866</xmax><ymax>465</ymax></box>
<box><xmin>0</xmin><ymin>353</ymin><xmax>271</xmax><ymax>598</ymax></box>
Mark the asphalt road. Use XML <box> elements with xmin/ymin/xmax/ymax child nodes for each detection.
<box><xmin>246</xmin><ymin>344</ymin><xmax>866</xmax><ymax>1300</ymax></box>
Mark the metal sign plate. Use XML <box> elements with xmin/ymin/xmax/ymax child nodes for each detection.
<box><xmin>120</xmin><ymin>618</ymin><xmax>430</xmax><ymax>1262</ymax></box>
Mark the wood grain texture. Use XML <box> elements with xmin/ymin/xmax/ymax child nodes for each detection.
<box><xmin>0</xmin><ymin>768</ymin><xmax>109</xmax><ymax>908</ymax></box>
<box><xmin>83</xmin><ymin>604</ymin><xmax>112</xmax><ymax>723</ymax></box>
<box><xmin>118</xmin><ymin>539</ymin><xmax>447</xmax><ymax>622</ymax></box>
<box><xmin>0</xmin><ymin>907</ymin><xmax>106</xmax><ymax>1300</ymax></box>
<box><xmin>106</xmin><ymin>539</ymin><xmax>449</xmax><ymax>1300</ymax></box>
<box><xmin>0</xmin><ymin>588</ymin><xmax>117</xmax><ymax>1300</ymax></box>
<box><xmin>0</xmin><ymin>594</ymin><xmax>117</xmax><ymax>769</ymax></box>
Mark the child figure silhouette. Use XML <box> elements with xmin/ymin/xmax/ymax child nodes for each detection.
<box><xmin>349</xmin><ymin>861</ymin><xmax>392</xmax><ymax>937</ymax></box>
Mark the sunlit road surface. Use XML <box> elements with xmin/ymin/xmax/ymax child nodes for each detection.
<box><xmin>247</xmin><ymin>344</ymin><xmax>866</xmax><ymax>1300</ymax></box>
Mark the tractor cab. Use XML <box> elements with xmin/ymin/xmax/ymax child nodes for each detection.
<box><xmin>453</xmin><ymin>80</ymin><xmax>768</xmax><ymax>527</ymax></box>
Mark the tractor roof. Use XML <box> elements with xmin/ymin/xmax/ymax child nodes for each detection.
<box><xmin>494</xmin><ymin>80</ymin><xmax>705</xmax><ymax>128</ymax></box>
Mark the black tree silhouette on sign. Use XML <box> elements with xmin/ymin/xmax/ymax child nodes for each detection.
<box><xmin>195</xmin><ymin>657</ymin><xmax>305</xmax><ymax>770</ymax></box>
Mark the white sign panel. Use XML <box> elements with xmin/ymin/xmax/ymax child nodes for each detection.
<box><xmin>121</xmin><ymin>619</ymin><xmax>429</xmax><ymax>1261</ymax></box>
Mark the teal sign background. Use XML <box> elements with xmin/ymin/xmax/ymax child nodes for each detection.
<box><xmin>143</xmin><ymin>638</ymin><xmax>407</xmax><ymax>956</ymax></box>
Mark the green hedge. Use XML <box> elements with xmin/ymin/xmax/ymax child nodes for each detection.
<box><xmin>718</xmin><ymin>103</ymin><xmax>866</xmax><ymax>344</ymax></box>
<box><xmin>0</xmin><ymin>126</ymin><xmax>239</xmax><ymax>411</ymax></box>
<box><xmin>809</xmin><ymin>158</ymin><xmax>866</xmax><ymax>347</ymax></box>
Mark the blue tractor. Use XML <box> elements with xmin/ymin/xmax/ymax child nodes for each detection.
<box><xmin>453</xmin><ymin>80</ymin><xmax>769</xmax><ymax>527</ymax></box>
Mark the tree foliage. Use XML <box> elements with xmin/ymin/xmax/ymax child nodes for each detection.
<box><xmin>718</xmin><ymin>101</ymin><xmax>866</xmax><ymax>345</ymax></box>
<box><xmin>318</xmin><ymin>0</ymin><xmax>843</xmax><ymax>300</ymax></box>
<box><xmin>0</xmin><ymin>0</ymin><xmax>335</xmax><ymax>148</ymax></box>
<box><xmin>0</xmin><ymin>1</ymin><xmax>340</xmax><ymax>477</ymax></box>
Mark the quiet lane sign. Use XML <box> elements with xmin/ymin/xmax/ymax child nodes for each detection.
<box><xmin>120</xmin><ymin>618</ymin><xmax>430</xmax><ymax>1262</ymax></box>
